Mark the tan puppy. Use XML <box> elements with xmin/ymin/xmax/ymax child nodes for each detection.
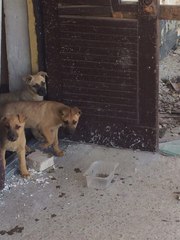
<box><xmin>0</xmin><ymin>114</ymin><xmax>29</xmax><ymax>177</ymax></box>
<box><xmin>0</xmin><ymin>101</ymin><xmax>81</xmax><ymax>156</ymax></box>
<box><xmin>0</xmin><ymin>71</ymin><xmax>47</xmax><ymax>104</ymax></box>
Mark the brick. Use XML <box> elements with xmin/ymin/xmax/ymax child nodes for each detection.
<box><xmin>27</xmin><ymin>150</ymin><xmax>55</xmax><ymax>172</ymax></box>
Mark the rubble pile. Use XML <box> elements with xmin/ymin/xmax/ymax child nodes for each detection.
<box><xmin>159</xmin><ymin>46</ymin><xmax>180</xmax><ymax>137</ymax></box>
<box><xmin>159</xmin><ymin>47</ymin><xmax>180</xmax><ymax>114</ymax></box>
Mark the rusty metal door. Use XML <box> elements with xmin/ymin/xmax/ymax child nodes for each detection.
<box><xmin>41</xmin><ymin>0</ymin><xmax>160</xmax><ymax>151</ymax></box>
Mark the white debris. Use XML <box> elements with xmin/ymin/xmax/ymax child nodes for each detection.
<box><xmin>1</xmin><ymin>168</ymin><xmax>50</xmax><ymax>194</ymax></box>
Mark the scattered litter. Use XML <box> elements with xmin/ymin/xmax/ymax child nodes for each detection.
<box><xmin>47</xmin><ymin>168</ymin><xmax>55</xmax><ymax>174</ymax></box>
<box><xmin>170</xmin><ymin>77</ymin><xmax>180</xmax><ymax>92</ymax></box>
<box><xmin>96</xmin><ymin>173</ymin><xmax>108</xmax><ymax>178</ymax></box>
<box><xmin>176</xmin><ymin>195</ymin><xmax>180</xmax><ymax>201</ymax></box>
<box><xmin>159</xmin><ymin>140</ymin><xmax>180</xmax><ymax>156</ymax></box>
<box><xmin>49</xmin><ymin>176</ymin><xmax>56</xmax><ymax>181</ymax></box>
<box><xmin>74</xmin><ymin>168</ymin><xmax>81</xmax><ymax>173</ymax></box>
<box><xmin>27</xmin><ymin>149</ymin><xmax>55</xmax><ymax>172</ymax></box>
<box><xmin>162</xmin><ymin>219</ymin><xmax>169</xmax><ymax>222</ymax></box>
<box><xmin>159</xmin><ymin>125</ymin><xmax>168</xmax><ymax>138</ymax></box>
<box><xmin>59</xmin><ymin>192</ymin><xmax>66</xmax><ymax>198</ymax></box>
<box><xmin>173</xmin><ymin>191</ymin><xmax>180</xmax><ymax>201</ymax></box>
<box><xmin>36</xmin><ymin>176</ymin><xmax>49</xmax><ymax>184</ymax></box>
<box><xmin>84</xmin><ymin>161</ymin><xmax>119</xmax><ymax>189</ymax></box>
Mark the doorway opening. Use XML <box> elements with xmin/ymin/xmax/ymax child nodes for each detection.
<box><xmin>159</xmin><ymin>17</ymin><xmax>180</xmax><ymax>145</ymax></box>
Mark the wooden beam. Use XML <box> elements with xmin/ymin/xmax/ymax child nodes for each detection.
<box><xmin>159</xmin><ymin>5</ymin><xmax>180</xmax><ymax>20</ymax></box>
<box><xmin>112</xmin><ymin>4</ymin><xmax>180</xmax><ymax>20</ymax></box>
<box><xmin>59</xmin><ymin>0</ymin><xmax>111</xmax><ymax>5</ymax></box>
<box><xmin>138</xmin><ymin>0</ymin><xmax>159</xmax><ymax>149</ymax></box>
<box><xmin>112</xmin><ymin>11</ymin><xmax>137</xmax><ymax>19</ymax></box>
<box><xmin>58</xmin><ymin>5</ymin><xmax>112</xmax><ymax>17</ymax></box>
<box><xmin>27</xmin><ymin>0</ymin><xmax>39</xmax><ymax>73</ymax></box>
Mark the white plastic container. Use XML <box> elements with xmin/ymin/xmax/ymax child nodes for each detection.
<box><xmin>84</xmin><ymin>161</ymin><xmax>119</xmax><ymax>189</ymax></box>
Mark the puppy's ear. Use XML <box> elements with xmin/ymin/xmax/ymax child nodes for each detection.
<box><xmin>23</xmin><ymin>75</ymin><xmax>33</xmax><ymax>84</ymax></box>
<box><xmin>37</xmin><ymin>71</ymin><xmax>48</xmax><ymax>78</ymax></box>
<box><xmin>59</xmin><ymin>107</ymin><xmax>70</xmax><ymax>117</ymax></box>
<box><xmin>17</xmin><ymin>114</ymin><xmax>26</xmax><ymax>123</ymax></box>
<box><xmin>0</xmin><ymin>116</ymin><xmax>7</xmax><ymax>122</ymax></box>
<box><xmin>72</xmin><ymin>107</ymin><xmax>82</xmax><ymax>116</ymax></box>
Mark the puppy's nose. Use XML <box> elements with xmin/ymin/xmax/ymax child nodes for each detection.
<box><xmin>8</xmin><ymin>136</ymin><xmax>17</xmax><ymax>142</ymax></box>
<box><xmin>37</xmin><ymin>87</ymin><xmax>47</xmax><ymax>96</ymax></box>
<box><xmin>7</xmin><ymin>132</ymin><xmax>17</xmax><ymax>142</ymax></box>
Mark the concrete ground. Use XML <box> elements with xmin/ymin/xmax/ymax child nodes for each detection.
<box><xmin>1</xmin><ymin>142</ymin><xmax>180</xmax><ymax>240</ymax></box>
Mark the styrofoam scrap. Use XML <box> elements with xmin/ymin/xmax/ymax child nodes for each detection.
<box><xmin>2</xmin><ymin>172</ymin><xmax>49</xmax><ymax>193</ymax></box>
<box><xmin>27</xmin><ymin>149</ymin><xmax>55</xmax><ymax>172</ymax></box>
<box><xmin>36</xmin><ymin>177</ymin><xmax>49</xmax><ymax>184</ymax></box>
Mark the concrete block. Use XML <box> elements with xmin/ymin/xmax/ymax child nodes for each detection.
<box><xmin>27</xmin><ymin>150</ymin><xmax>54</xmax><ymax>172</ymax></box>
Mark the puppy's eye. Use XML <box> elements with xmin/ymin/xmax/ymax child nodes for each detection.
<box><xmin>63</xmin><ymin>120</ymin><xmax>68</xmax><ymax>125</ymax></box>
<box><xmin>73</xmin><ymin>120</ymin><xmax>77</xmax><ymax>125</ymax></box>
<box><xmin>15</xmin><ymin>125</ymin><xmax>21</xmax><ymax>130</ymax></box>
<box><xmin>32</xmin><ymin>84</ymin><xmax>39</xmax><ymax>89</ymax></box>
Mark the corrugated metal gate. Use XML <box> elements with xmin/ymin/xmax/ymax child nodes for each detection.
<box><xmin>41</xmin><ymin>0</ymin><xmax>159</xmax><ymax>151</ymax></box>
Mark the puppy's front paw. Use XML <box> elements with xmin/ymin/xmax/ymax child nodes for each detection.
<box><xmin>21</xmin><ymin>170</ymin><xmax>30</xmax><ymax>178</ymax></box>
<box><xmin>56</xmin><ymin>150</ymin><xmax>64</xmax><ymax>157</ymax></box>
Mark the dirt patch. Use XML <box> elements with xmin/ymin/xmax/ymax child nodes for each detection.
<box><xmin>0</xmin><ymin>226</ymin><xmax>24</xmax><ymax>236</ymax></box>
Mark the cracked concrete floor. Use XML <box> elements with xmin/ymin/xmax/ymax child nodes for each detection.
<box><xmin>1</xmin><ymin>142</ymin><xmax>180</xmax><ymax>240</ymax></box>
